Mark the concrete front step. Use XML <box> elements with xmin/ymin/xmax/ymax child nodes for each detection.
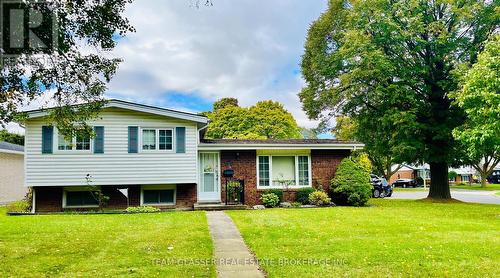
<box><xmin>194</xmin><ymin>203</ymin><xmax>247</xmax><ymax>211</ymax></box>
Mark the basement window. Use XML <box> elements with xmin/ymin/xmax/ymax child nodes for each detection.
<box><xmin>64</xmin><ymin>190</ymin><xmax>99</xmax><ymax>208</ymax></box>
<box><xmin>141</xmin><ymin>186</ymin><xmax>176</xmax><ymax>205</ymax></box>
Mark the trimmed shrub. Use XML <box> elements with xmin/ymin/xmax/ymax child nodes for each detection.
<box><xmin>267</xmin><ymin>189</ymin><xmax>283</xmax><ymax>201</ymax></box>
<box><xmin>125</xmin><ymin>206</ymin><xmax>160</xmax><ymax>213</ymax></box>
<box><xmin>296</xmin><ymin>187</ymin><xmax>315</xmax><ymax>204</ymax></box>
<box><xmin>260</xmin><ymin>193</ymin><xmax>280</xmax><ymax>208</ymax></box>
<box><xmin>308</xmin><ymin>191</ymin><xmax>331</xmax><ymax>206</ymax></box>
<box><xmin>290</xmin><ymin>202</ymin><xmax>302</xmax><ymax>208</ymax></box>
<box><xmin>330</xmin><ymin>158</ymin><xmax>372</xmax><ymax>206</ymax></box>
<box><xmin>6</xmin><ymin>200</ymin><xmax>31</xmax><ymax>213</ymax></box>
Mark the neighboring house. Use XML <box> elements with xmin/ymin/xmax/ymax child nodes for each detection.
<box><xmin>449</xmin><ymin>166</ymin><xmax>476</xmax><ymax>184</ymax></box>
<box><xmin>390</xmin><ymin>164</ymin><xmax>476</xmax><ymax>185</ymax></box>
<box><xmin>25</xmin><ymin>100</ymin><xmax>363</xmax><ymax>212</ymax></box>
<box><xmin>0</xmin><ymin>141</ymin><xmax>26</xmax><ymax>204</ymax></box>
<box><xmin>389</xmin><ymin>165</ymin><xmax>415</xmax><ymax>184</ymax></box>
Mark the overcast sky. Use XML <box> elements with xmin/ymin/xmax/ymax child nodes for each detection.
<box><xmin>7</xmin><ymin>0</ymin><xmax>329</xmax><ymax>134</ymax></box>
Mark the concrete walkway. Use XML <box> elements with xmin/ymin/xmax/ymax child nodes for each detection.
<box><xmin>206</xmin><ymin>211</ymin><xmax>265</xmax><ymax>278</ymax></box>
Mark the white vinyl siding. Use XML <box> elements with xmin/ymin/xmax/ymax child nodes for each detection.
<box><xmin>25</xmin><ymin>108</ymin><xmax>198</xmax><ymax>187</ymax></box>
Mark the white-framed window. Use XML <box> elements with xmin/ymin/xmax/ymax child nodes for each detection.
<box><xmin>58</xmin><ymin>133</ymin><xmax>72</xmax><ymax>150</ymax></box>
<box><xmin>141</xmin><ymin>128</ymin><xmax>174</xmax><ymax>151</ymax></box>
<box><xmin>257</xmin><ymin>155</ymin><xmax>312</xmax><ymax>188</ymax></box>
<box><xmin>62</xmin><ymin>188</ymin><xmax>100</xmax><ymax>208</ymax></box>
<box><xmin>461</xmin><ymin>175</ymin><xmax>470</xmax><ymax>182</ymax></box>
<box><xmin>76</xmin><ymin>134</ymin><xmax>91</xmax><ymax>150</ymax></box>
<box><xmin>142</xmin><ymin>129</ymin><xmax>156</xmax><ymax>150</ymax></box>
<box><xmin>140</xmin><ymin>185</ymin><xmax>176</xmax><ymax>205</ymax></box>
<box><xmin>159</xmin><ymin>129</ymin><xmax>173</xmax><ymax>150</ymax></box>
<box><xmin>55</xmin><ymin>129</ymin><xmax>91</xmax><ymax>152</ymax></box>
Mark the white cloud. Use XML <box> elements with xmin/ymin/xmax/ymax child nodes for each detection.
<box><xmin>5</xmin><ymin>0</ymin><xmax>328</xmax><ymax>133</ymax></box>
<box><xmin>107</xmin><ymin>0</ymin><xmax>328</xmax><ymax>128</ymax></box>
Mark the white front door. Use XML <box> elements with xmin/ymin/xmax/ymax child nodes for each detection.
<box><xmin>199</xmin><ymin>152</ymin><xmax>220</xmax><ymax>202</ymax></box>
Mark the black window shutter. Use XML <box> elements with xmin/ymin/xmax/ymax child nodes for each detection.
<box><xmin>128</xmin><ymin>126</ymin><xmax>138</xmax><ymax>153</ymax></box>
<box><xmin>176</xmin><ymin>127</ymin><xmax>186</xmax><ymax>153</ymax></box>
<box><xmin>94</xmin><ymin>126</ymin><xmax>104</xmax><ymax>154</ymax></box>
<box><xmin>41</xmin><ymin>126</ymin><xmax>53</xmax><ymax>154</ymax></box>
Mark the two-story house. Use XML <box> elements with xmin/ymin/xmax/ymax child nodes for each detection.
<box><xmin>25</xmin><ymin>100</ymin><xmax>363</xmax><ymax>212</ymax></box>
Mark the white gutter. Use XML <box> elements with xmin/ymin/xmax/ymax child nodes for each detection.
<box><xmin>198</xmin><ymin>143</ymin><xmax>364</xmax><ymax>151</ymax></box>
<box><xmin>0</xmin><ymin>149</ymin><xmax>24</xmax><ymax>155</ymax></box>
<box><xmin>197</xmin><ymin>123</ymin><xmax>209</xmax><ymax>133</ymax></box>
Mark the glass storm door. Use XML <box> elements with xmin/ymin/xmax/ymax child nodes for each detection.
<box><xmin>199</xmin><ymin>152</ymin><xmax>220</xmax><ymax>202</ymax></box>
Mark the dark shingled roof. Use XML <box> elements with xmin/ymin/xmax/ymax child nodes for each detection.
<box><xmin>200</xmin><ymin>139</ymin><xmax>360</xmax><ymax>144</ymax></box>
<box><xmin>0</xmin><ymin>141</ymin><xmax>24</xmax><ymax>152</ymax></box>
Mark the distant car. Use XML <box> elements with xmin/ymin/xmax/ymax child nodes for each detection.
<box><xmin>392</xmin><ymin>178</ymin><xmax>417</xmax><ymax>188</ymax></box>
<box><xmin>370</xmin><ymin>174</ymin><xmax>382</xmax><ymax>185</ymax></box>
<box><xmin>371</xmin><ymin>174</ymin><xmax>393</xmax><ymax>198</ymax></box>
<box><xmin>487</xmin><ymin>170</ymin><xmax>500</xmax><ymax>184</ymax></box>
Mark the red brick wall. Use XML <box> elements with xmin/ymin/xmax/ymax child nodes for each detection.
<box><xmin>128</xmin><ymin>186</ymin><xmax>141</xmax><ymax>207</ymax></box>
<box><xmin>34</xmin><ymin>184</ymin><xmax>196</xmax><ymax>212</ymax></box>
<box><xmin>389</xmin><ymin>170</ymin><xmax>414</xmax><ymax>184</ymax></box>
<box><xmin>35</xmin><ymin>187</ymin><xmax>63</xmax><ymax>212</ymax></box>
<box><xmin>175</xmin><ymin>183</ymin><xmax>197</xmax><ymax>208</ymax></box>
<box><xmin>220</xmin><ymin>149</ymin><xmax>350</xmax><ymax>206</ymax></box>
<box><xmin>102</xmin><ymin>187</ymin><xmax>129</xmax><ymax>210</ymax></box>
<box><xmin>220</xmin><ymin>150</ymin><xmax>258</xmax><ymax>205</ymax></box>
<box><xmin>311</xmin><ymin>149</ymin><xmax>351</xmax><ymax>192</ymax></box>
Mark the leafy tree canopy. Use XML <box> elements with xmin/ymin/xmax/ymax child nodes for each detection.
<box><xmin>213</xmin><ymin>98</ymin><xmax>239</xmax><ymax>111</ymax></box>
<box><xmin>452</xmin><ymin>35</ymin><xmax>500</xmax><ymax>186</ymax></box>
<box><xmin>300</xmin><ymin>0</ymin><xmax>498</xmax><ymax>198</ymax></box>
<box><xmin>1</xmin><ymin>0</ymin><xmax>135</xmax><ymax>138</ymax></box>
<box><xmin>0</xmin><ymin>130</ymin><xmax>24</xmax><ymax>146</ymax></box>
<box><xmin>205</xmin><ymin>98</ymin><xmax>302</xmax><ymax>139</ymax></box>
<box><xmin>333</xmin><ymin>115</ymin><xmax>406</xmax><ymax>178</ymax></box>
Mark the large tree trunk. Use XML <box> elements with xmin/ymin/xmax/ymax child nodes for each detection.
<box><xmin>428</xmin><ymin>162</ymin><xmax>451</xmax><ymax>199</ymax></box>
<box><xmin>480</xmin><ymin>174</ymin><xmax>488</xmax><ymax>188</ymax></box>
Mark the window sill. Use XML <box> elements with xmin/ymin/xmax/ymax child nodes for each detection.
<box><xmin>54</xmin><ymin>150</ymin><xmax>92</xmax><ymax>154</ymax></box>
<box><xmin>63</xmin><ymin>205</ymin><xmax>99</xmax><ymax>209</ymax></box>
<box><xmin>140</xmin><ymin>150</ymin><xmax>174</xmax><ymax>153</ymax></box>
<box><xmin>257</xmin><ymin>185</ymin><xmax>313</xmax><ymax>190</ymax></box>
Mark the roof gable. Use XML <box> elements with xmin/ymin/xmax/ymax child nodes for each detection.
<box><xmin>26</xmin><ymin>99</ymin><xmax>208</xmax><ymax>124</ymax></box>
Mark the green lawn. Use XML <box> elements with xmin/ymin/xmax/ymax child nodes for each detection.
<box><xmin>0</xmin><ymin>207</ymin><xmax>215</xmax><ymax>277</ymax></box>
<box><xmin>227</xmin><ymin>199</ymin><xmax>500</xmax><ymax>277</ymax></box>
<box><xmin>450</xmin><ymin>183</ymin><xmax>500</xmax><ymax>191</ymax></box>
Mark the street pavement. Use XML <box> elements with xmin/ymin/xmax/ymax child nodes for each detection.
<box><xmin>391</xmin><ymin>189</ymin><xmax>500</xmax><ymax>205</ymax></box>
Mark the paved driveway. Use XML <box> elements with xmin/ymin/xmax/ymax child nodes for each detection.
<box><xmin>391</xmin><ymin>189</ymin><xmax>500</xmax><ymax>205</ymax></box>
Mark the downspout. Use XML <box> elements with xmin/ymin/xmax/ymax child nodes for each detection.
<box><xmin>197</xmin><ymin>123</ymin><xmax>209</xmax><ymax>136</ymax></box>
<box><xmin>31</xmin><ymin>187</ymin><xmax>36</xmax><ymax>213</ymax></box>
